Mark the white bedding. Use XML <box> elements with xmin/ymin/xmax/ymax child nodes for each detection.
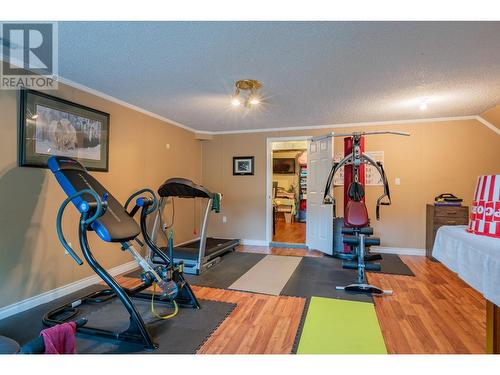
<box><xmin>433</xmin><ymin>225</ymin><xmax>500</xmax><ymax>306</ymax></box>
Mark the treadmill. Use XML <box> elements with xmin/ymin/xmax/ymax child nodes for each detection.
<box><xmin>149</xmin><ymin>178</ymin><xmax>239</xmax><ymax>274</ymax></box>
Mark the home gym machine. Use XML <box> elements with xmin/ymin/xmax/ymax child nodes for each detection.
<box><xmin>44</xmin><ymin>156</ymin><xmax>199</xmax><ymax>350</ymax></box>
<box><xmin>148</xmin><ymin>178</ymin><xmax>239</xmax><ymax>275</ymax></box>
<box><xmin>323</xmin><ymin>131</ymin><xmax>409</xmax><ymax>295</ymax></box>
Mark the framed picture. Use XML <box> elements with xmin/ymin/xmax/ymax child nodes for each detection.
<box><xmin>233</xmin><ymin>156</ymin><xmax>254</xmax><ymax>176</ymax></box>
<box><xmin>19</xmin><ymin>89</ymin><xmax>110</xmax><ymax>171</ymax></box>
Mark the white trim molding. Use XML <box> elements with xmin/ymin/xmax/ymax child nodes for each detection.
<box><xmin>0</xmin><ymin>57</ymin><xmax>201</xmax><ymax>135</ymax></box>
<box><xmin>476</xmin><ymin>116</ymin><xmax>500</xmax><ymax>136</ymax></box>
<box><xmin>210</xmin><ymin>115</ymin><xmax>479</xmax><ymax>135</ymax></box>
<box><xmin>371</xmin><ymin>246</ymin><xmax>426</xmax><ymax>256</ymax></box>
<box><xmin>58</xmin><ymin>77</ymin><xmax>202</xmax><ymax>134</ymax></box>
<box><xmin>238</xmin><ymin>241</ymin><xmax>425</xmax><ymax>256</ymax></box>
<box><xmin>240</xmin><ymin>239</ymin><xmax>269</xmax><ymax>247</ymax></box>
<box><xmin>4</xmin><ymin>58</ymin><xmax>496</xmax><ymax>136</ymax></box>
<box><xmin>0</xmin><ymin>261</ymin><xmax>137</xmax><ymax>321</ymax></box>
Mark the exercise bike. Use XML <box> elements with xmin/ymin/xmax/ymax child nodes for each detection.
<box><xmin>323</xmin><ymin>131</ymin><xmax>409</xmax><ymax>295</ymax></box>
<box><xmin>43</xmin><ymin>156</ymin><xmax>199</xmax><ymax>350</ymax></box>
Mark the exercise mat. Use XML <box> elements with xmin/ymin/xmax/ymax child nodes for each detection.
<box><xmin>229</xmin><ymin>255</ymin><xmax>302</xmax><ymax>295</ymax></box>
<box><xmin>280</xmin><ymin>256</ymin><xmax>373</xmax><ymax>303</ymax></box>
<box><xmin>295</xmin><ymin>297</ymin><xmax>387</xmax><ymax>354</ymax></box>
<box><xmin>281</xmin><ymin>253</ymin><xmax>413</xmax><ymax>302</ymax></box>
<box><xmin>0</xmin><ymin>284</ymin><xmax>234</xmax><ymax>354</ymax></box>
<box><xmin>75</xmin><ymin>297</ymin><xmax>235</xmax><ymax>354</ymax></box>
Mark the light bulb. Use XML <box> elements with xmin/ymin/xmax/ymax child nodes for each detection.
<box><xmin>249</xmin><ymin>96</ymin><xmax>261</xmax><ymax>106</ymax></box>
<box><xmin>231</xmin><ymin>97</ymin><xmax>241</xmax><ymax>107</ymax></box>
<box><xmin>419</xmin><ymin>101</ymin><xmax>428</xmax><ymax>111</ymax></box>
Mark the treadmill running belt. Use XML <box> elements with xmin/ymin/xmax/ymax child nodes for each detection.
<box><xmin>165</xmin><ymin>238</ymin><xmax>239</xmax><ymax>261</ymax></box>
<box><xmin>177</xmin><ymin>238</ymin><xmax>237</xmax><ymax>249</ymax></box>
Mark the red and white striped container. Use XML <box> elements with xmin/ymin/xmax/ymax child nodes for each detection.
<box><xmin>467</xmin><ymin>175</ymin><xmax>500</xmax><ymax>238</ymax></box>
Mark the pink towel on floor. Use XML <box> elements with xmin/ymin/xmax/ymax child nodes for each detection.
<box><xmin>40</xmin><ymin>322</ymin><xmax>77</xmax><ymax>354</ymax></box>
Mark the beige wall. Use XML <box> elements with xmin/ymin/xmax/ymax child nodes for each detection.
<box><xmin>0</xmin><ymin>85</ymin><xmax>202</xmax><ymax>308</ymax></box>
<box><xmin>481</xmin><ymin>103</ymin><xmax>500</xmax><ymax>130</ymax></box>
<box><xmin>2</xmin><ymin>83</ymin><xmax>499</xmax><ymax>310</ymax></box>
<box><xmin>202</xmin><ymin>119</ymin><xmax>500</xmax><ymax>248</ymax></box>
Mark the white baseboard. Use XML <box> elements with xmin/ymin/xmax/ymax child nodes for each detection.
<box><xmin>238</xmin><ymin>241</ymin><xmax>425</xmax><ymax>256</ymax></box>
<box><xmin>0</xmin><ymin>260</ymin><xmax>138</xmax><ymax>321</ymax></box>
<box><xmin>371</xmin><ymin>246</ymin><xmax>426</xmax><ymax>256</ymax></box>
<box><xmin>240</xmin><ymin>239</ymin><xmax>269</xmax><ymax>247</ymax></box>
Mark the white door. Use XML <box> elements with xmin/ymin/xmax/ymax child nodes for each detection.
<box><xmin>306</xmin><ymin>136</ymin><xmax>334</xmax><ymax>254</ymax></box>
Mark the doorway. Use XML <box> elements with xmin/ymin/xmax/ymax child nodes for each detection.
<box><xmin>266</xmin><ymin>137</ymin><xmax>310</xmax><ymax>246</ymax></box>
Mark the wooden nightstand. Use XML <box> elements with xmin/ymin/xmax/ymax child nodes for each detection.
<box><xmin>425</xmin><ymin>204</ymin><xmax>469</xmax><ymax>260</ymax></box>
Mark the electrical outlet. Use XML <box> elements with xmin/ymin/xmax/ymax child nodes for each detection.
<box><xmin>395</xmin><ymin>178</ymin><xmax>401</xmax><ymax>185</ymax></box>
<box><xmin>222</xmin><ymin>216</ymin><xmax>227</xmax><ymax>223</ymax></box>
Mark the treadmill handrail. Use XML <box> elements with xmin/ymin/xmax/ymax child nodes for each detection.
<box><xmin>197</xmin><ymin>198</ymin><xmax>213</xmax><ymax>266</ymax></box>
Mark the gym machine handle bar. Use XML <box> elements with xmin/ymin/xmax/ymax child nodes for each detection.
<box><xmin>56</xmin><ymin>189</ymin><xmax>108</xmax><ymax>265</ymax></box>
<box><xmin>124</xmin><ymin>188</ymin><xmax>158</xmax><ymax>216</ymax></box>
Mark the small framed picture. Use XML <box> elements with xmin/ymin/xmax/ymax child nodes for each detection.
<box><xmin>233</xmin><ymin>156</ymin><xmax>254</xmax><ymax>176</ymax></box>
<box><xmin>19</xmin><ymin>89</ymin><xmax>110</xmax><ymax>171</ymax></box>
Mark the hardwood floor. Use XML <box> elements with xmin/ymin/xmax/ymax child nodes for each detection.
<box><xmin>195</xmin><ymin>287</ymin><xmax>305</xmax><ymax>354</ymax></box>
<box><xmin>114</xmin><ymin>275</ymin><xmax>306</xmax><ymax>354</ymax></box>
<box><xmin>367</xmin><ymin>256</ymin><xmax>486</xmax><ymax>354</ymax></box>
<box><xmin>272</xmin><ymin>221</ymin><xmax>306</xmax><ymax>244</ymax></box>
<box><xmin>237</xmin><ymin>246</ymin><xmax>486</xmax><ymax>353</ymax></box>
<box><xmin>115</xmin><ymin>246</ymin><xmax>486</xmax><ymax>354</ymax></box>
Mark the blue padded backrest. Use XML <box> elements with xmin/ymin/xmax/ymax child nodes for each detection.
<box><xmin>48</xmin><ymin>156</ymin><xmax>140</xmax><ymax>242</ymax></box>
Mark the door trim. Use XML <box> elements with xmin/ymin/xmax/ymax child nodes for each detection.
<box><xmin>266</xmin><ymin>136</ymin><xmax>312</xmax><ymax>245</ymax></box>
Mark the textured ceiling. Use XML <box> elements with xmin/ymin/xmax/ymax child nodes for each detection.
<box><xmin>55</xmin><ymin>22</ymin><xmax>500</xmax><ymax>132</ymax></box>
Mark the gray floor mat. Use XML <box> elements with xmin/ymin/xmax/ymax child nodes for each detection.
<box><xmin>369</xmin><ymin>253</ymin><xmax>415</xmax><ymax>276</ymax></box>
<box><xmin>0</xmin><ymin>285</ymin><xmax>234</xmax><ymax>354</ymax></box>
<box><xmin>185</xmin><ymin>252</ymin><xmax>267</xmax><ymax>289</ymax></box>
<box><xmin>75</xmin><ymin>298</ymin><xmax>234</xmax><ymax>354</ymax></box>
<box><xmin>280</xmin><ymin>254</ymin><xmax>413</xmax><ymax>302</ymax></box>
<box><xmin>280</xmin><ymin>257</ymin><xmax>374</xmax><ymax>303</ymax></box>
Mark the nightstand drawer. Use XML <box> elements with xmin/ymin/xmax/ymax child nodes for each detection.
<box><xmin>434</xmin><ymin>206</ymin><xmax>468</xmax><ymax>218</ymax></box>
<box><xmin>433</xmin><ymin>216</ymin><xmax>469</xmax><ymax>226</ymax></box>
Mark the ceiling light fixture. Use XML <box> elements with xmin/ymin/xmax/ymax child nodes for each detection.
<box><xmin>419</xmin><ymin>99</ymin><xmax>428</xmax><ymax>111</ymax></box>
<box><xmin>248</xmin><ymin>96</ymin><xmax>260</xmax><ymax>106</ymax></box>
<box><xmin>231</xmin><ymin>79</ymin><xmax>263</xmax><ymax>108</ymax></box>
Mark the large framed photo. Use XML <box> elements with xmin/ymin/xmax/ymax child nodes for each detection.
<box><xmin>233</xmin><ymin>156</ymin><xmax>254</xmax><ymax>176</ymax></box>
<box><xmin>19</xmin><ymin>89</ymin><xmax>110</xmax><ymax>171</ymax></box>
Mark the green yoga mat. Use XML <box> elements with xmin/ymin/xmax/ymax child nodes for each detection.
<box><xmin>296</xmin><ymin>297</ymin><xmax>387</xmax><ymax>354</ymax></box>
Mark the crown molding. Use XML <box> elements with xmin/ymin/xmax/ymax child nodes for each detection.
<box><xmin>57</xmin><ymin>76</ymin><xmax>201</xmax><ymax>134</ymax></box>
<box><xmin>476</xmin><ymin>116</ymin><xmax>500</xmax><ymax>136</ymax></box>
<box><xmin>2</xmin><ymin>58</ymin><xmax>496</xmax><ymax>136</ymax></box>
<box><xmin>208</xmin><ymin>115</ymin><xmax>480</xmax><ymax>135</ymax></box>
